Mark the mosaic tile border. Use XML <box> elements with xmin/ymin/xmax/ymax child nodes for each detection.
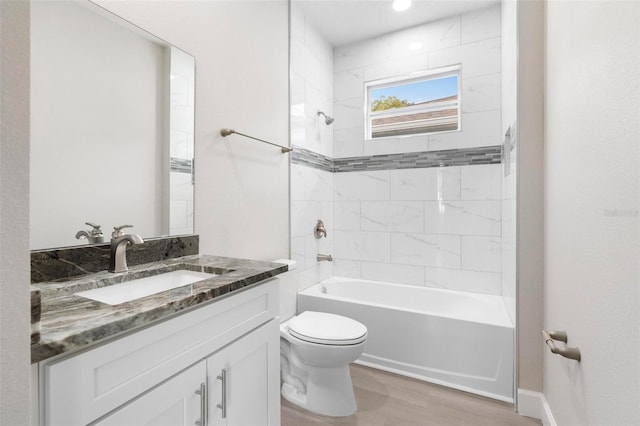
<box><xmin>170</xmin><ymin>157</ymin><xmax>193</xmax><ymax>174</ymax></box>
<box><xmin>291</xmin><ymin>145</ymin><xmax>502</xmax><ymax>173</ymax></box>
<box><xmin>291</xmin><ymin>146</ymin><xmax>334</xmax><ymax>172</ymax></box>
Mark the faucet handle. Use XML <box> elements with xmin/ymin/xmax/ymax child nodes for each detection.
<box><xmin>112</xmin><ymin>224</ymin><xmax>134</xmax><ymax>239</ymax></box>
<box><xmin>85</xmin><ymin>222</ymin><xmax>102</xmax><ymax>235</ymax></box>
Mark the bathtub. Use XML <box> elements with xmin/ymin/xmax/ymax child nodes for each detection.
<box><xmin>297</xmin><ymin>277</ymin><xmax>514</xmax><ymax>402</ymax></box>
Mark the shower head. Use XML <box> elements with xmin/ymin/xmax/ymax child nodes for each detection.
<box><xmin>317</xmin><ymin>110</ymin><xmax>335</xmax><ymax>126</ymax></box>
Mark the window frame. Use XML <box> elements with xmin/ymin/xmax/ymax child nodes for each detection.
<box><xmin>364</xmin><ymin>64</ymin><xmax>462</xmax><ymax>141</ymax></box>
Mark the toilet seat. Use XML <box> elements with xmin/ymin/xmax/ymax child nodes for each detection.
<box><xmin>287</xmin><ymin>311</ymin><xmax>367</xmax><ymax>345</ymax></box>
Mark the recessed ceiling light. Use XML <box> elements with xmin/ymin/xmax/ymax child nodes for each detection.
<box><xmin>392</xmin><ymin>0</ymin><xmax>412</xmax><ymax>12</ymax></box>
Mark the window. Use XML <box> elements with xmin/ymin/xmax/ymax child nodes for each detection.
<box><xmin>365</xmin><ymin>65</ymin><xmax>461</xmax><ymax>139</ymax></box>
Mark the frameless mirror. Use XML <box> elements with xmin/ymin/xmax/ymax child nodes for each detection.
<box><xmin>30</xmin><ymin>0</ymin><xmax>195</xmax><ymax>250</ymax></box>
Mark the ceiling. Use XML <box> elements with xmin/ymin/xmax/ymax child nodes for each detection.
<box><xmin>295</xmin><ymin>0</ymin><xmax>500</xmax><ymax>47</ymax></box>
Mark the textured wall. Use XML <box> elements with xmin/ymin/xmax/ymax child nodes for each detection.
<box><xmin>544</xmin><ymin>1</ymin><xmax>639</xmax><ymax>423</ymax></box>
<box><xmin>0</xmin><ymin>0</ymin><xmax>31</xmax><ymax>423</ymax></box>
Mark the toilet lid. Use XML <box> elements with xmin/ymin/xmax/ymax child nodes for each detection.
<box><xmin>287</xmin><ymin>311</ymin><xmax>367</xmax><ymax>345</ymax></box>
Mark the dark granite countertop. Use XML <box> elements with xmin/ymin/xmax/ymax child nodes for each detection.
<box><xmin>31</xmin><ymin>254</ymin><xmax>288</xmax><ymax>363</ymax></box>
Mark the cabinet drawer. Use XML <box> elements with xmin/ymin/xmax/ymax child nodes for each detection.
<box><xmin>42</xmin><ymin>278</ymin><xmax>278</xmax><ymax>426</ymax></box>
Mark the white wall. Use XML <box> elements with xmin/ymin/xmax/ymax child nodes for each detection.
<box><xmin>0</xmin><ymin>1</ymin><xmax>31</xmax><ymax>424</ymax></box>
<box><xmin>30</xmin><ymin>1</ymin><xmax>166</xmax><ymax>249</ymax></box>
<box><xmin>333</xmin><ymin>4</ymin><xmax>502</xmax><ymax>157</ymax></box>
<box><xmin>544</xmin><ymin>1</ymin><xmax>639</xmax><ymax>424</ymax></box>
<box><xmin>290</xmin><ymin>3</ymin><xmax>335</xmax><ymax>290</ymax></box>
<box><xmin>97</xmin><ymin>1</ymin><xmax>290</xmax><ymax>262</ymax></box>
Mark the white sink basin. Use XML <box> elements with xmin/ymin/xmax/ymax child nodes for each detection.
<box><xmin>76</xmin><ymin>270</ymin><xmax>215</xmax><ymax>305</ymax></box>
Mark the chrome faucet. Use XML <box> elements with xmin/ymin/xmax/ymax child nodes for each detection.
<box><xmin>75</xmin><ymin>222</ymin><xmax>104</xmax><ymax>244</ymax></box>
<box><xmin>317</xmin><ymin>254</ymin><xmax>333</xmax><ymax>262</ymax></box>
<box><xmin>109</xmin><ymin>225</ymin><xmax>144</xmax><ymax>273</ymax></box>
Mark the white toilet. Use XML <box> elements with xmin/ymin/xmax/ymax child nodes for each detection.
<box><xmin>280</xmin><ymin>310</ymin><xmax>367</xmax><ymax>417</ymax></box>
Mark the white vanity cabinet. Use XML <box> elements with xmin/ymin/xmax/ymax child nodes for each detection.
<box><xmin>93</xmin><ymin>361</ymin><xmax>206</xmax><ymax>426</ymax></box>
<box><xmin>207</xmin><ymin>320</ymin><xmax>278</xmax><ymax>426</ymax></box>
<box><xmin>38</xmin><ymin>278</ymin><xmax>281</xmax><ymax>426</ymax></box>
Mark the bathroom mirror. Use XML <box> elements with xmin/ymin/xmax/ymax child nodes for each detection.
<box><xmin>30</xmin><ymin>0</ymin><xmax>195</xmax><ymax>250</ymax></box>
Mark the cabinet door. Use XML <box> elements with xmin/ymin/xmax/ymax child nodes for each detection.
<box><xmin>94</xmin><ymin>361</ymin><xmax>206</xmax><ymax>426</ymax></box>
<box><xmin>207</xmin><ymin>320</ymin><xmax>280</xmax><ymax>426</ymax></box>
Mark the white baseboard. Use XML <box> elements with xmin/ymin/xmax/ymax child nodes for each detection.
<box><xmin>517</xmin><ymin>389</ymin><xmax>557</xmax><ymax>426</ymax></box>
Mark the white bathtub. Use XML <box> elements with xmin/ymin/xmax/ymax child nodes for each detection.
<box><xmin>297</xmin><ymin>277</ymin><xmax>514</xmax><ymax>402</ymax></box>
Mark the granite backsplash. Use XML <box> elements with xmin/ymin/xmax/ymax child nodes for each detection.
<box><xmin>31</xmin><ymin>235</ymin><xmax>199</xmax><ymax>283</ymax></box>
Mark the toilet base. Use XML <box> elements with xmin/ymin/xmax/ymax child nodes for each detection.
<box><xmin>281</xmin><ymin>364</ymin><xmax>357</xmax><ymax>417</ymax></box>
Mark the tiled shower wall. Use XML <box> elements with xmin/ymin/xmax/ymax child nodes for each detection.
<box><xmin>290</xmin><ymin>4</ymin><xmax>334</xmax><ymax>289</ymax></box>
<box><xmin>333</xmin><ymin>164</ymin><xmax>503</xmax><ymax>294</ymax></box>
<box><xmin>291</xmin><ymin>4</ymin><xmax>506</xmax><ymax>296</ymax></box>
<box><xmin>331</xmin><ymin>4</ymin><xmax>504</xmax><ymax>295</ymax></box>
<box><xmin>333</xmin><ymin>4</ymin><xmax>502</xmax><ymax>157</ymax></box>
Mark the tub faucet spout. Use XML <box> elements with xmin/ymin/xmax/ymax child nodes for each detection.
<box><xmin>317</xmin><ymin>254</ymin><xmax>333</xmax><ymax>262</ymax></box>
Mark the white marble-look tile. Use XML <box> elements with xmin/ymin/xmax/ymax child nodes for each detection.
<box><xmin>170</xmin><ymin>131</ymin><xmax>189</xmax><ymax>158</ymax></box>
<box><xmin>334</xmin><ymin>201</ymin><xmax>361</xmax><ymax>231</ymax></box>
<box><xmin>289</xmin><ymin>4</ymin><xmax>305</xmax><ymax>41</ymax></box>
<box><xmin>362</xmin><ymin>134</ymin><xmax>430</xmax><ymax>156</ymax></box>
<box><xmin>290</xmin><ymin>200</ymin><xmax>310</xmax><ymax>238</ymax></box>
<box><xmin>461</xmin><ymin>164</ymin><xmax>502</xmax><ymax>200</ymax></box>
<box><xmin>319</xmin><ymin>200</ymin><xmax>334</xmax><ymax>231</ymax></box>
<box><xmin>361</xmin><ymin>262</ymin><xmax>425</xmax><ymax>286</ymax></box>
<box><xmin>290</xmin><ymin>200</ymin><xmax>332</xmax><ymax>238</ymax></box>
<box><xmin>423</xmin><ymin>267</ymin><xmax>501</xmax><ymax>295</ymax></box>
<box><xmin>334</xmin><ymin>230</ymin><xmax>391</xmax><ymax>263</ymax></box>
<box><xmin>361</xmin><ymin>201</ymin><xmax>424</xmax><ymax>233</ymax></box>
<box><xmin>334</xmin><ymin>36</ymin><xmax>392</xmax><ymax>72</ymax></box>
<box><xmin>304</xmin><ymin>167</ymin><xmax>333</xmax><ymax>202</ymax></box>
<box><xmin>461</xmin><ymin>236</ymin><xmax>501</xmax><ymax>273</ymax></box>
<box><xmin>429</xmin><ymin>110</ymin><xmax>501</xmax><ymax>150</ymax></box>
<box><xmin>304</xmin><ymin>20</ymin><xmax>333</xmax><ymax>73</ymax></box>
<box><xmin>290</xmin><ymin>71</ymin><xmax>305</xmax><ymax>107</ymax></box>
<box><xmin>290</xmin><ymin>37</ymin><xmax>320</xmax><ymax>88</ymax></box>
<box><xmin>334</xmin><ymin>68</ymin><xmax>364</xmax><ymax>101</ymax></box>
<box><xmin>334</xmin><ymin>170</ymin><xmax>390</xmax><ymax>201</ymax></box>
<box><xmin>334</xmin><ymin>128</ymin><xmax>365</xmax><ymax>158</ymax></box>
<box><xmin>363</xmin><ymin>55</ymin><xmax>430</xmax><ymax>82</ymax></box>
<box><xmin>299</xmin><ymin>266</ymin><xmax>323</xmax><ymax>291</ymax></box>
<box><xmin>304</xmin><ymin>234</ymin><xmax>333</xmax><ymax>270</ymax></box>
<box><xmin>389</xmin><ymin>167</ymin><xmax>461</xmax><ymax>201</ymax></box>
<box><xmin>334</xmin><ymin>97</ymin><xmax>365</xmax><ymax>131</ymax></box>
<box><xmin>291</xmin><ymin>126</ymin><xmax>306</xmax><ymax>147</ymax></box>
<box><xmin>290</xmin><ymin>164</ymin><xmax>305</xmax><ymax>201</ymax></box>
<box><xmin>333</xmin><ymin>259</ymin><xmax>361</xmax><ymax>278</ymax></box>
<box><xmin>424</xmin><ymin>200</ymin><xmax>501</xmax><ymax>236</ymax></box>
<box><xmin>462</xmin><ymin>73</ymin><xmax>501</xmax><ymax>113</ymax></box>
<box><xmin>169</xmin><ymin>199</ymin><xmax>188</xmax><ymax>230</ymax></box>
<box><xmin>461</xmin><ymin>3</ymin><xmax>501</xmax><ymax>44</ymax></box>
<box><xmin>390</xmin><ymin>233</ymin><xmax>461</xmax><ymax>268</ymax></box>
<box><xmin>388</xmin><ymin>15</ymin><xmax>461</xmax><ymax>60</ymax></box>
<box><xmin>290</xmin><ymin>236</ymin><xmax>306</xmax><ymax>271</ymax></box>
<box><xmin>316</xmin><ymin>261</ymin><xmax>333</xmax><ymax>284</ymax></box>
<box><xmin>429</xmin><ymin>37</ymin><xmax>501</xmax><ymax>79</ymax></box>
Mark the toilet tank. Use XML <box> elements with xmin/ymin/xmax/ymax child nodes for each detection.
<box><xmin>273</xmin><ymin>259</ymin><xmax>297</xmax><ymax>321</ymax></box>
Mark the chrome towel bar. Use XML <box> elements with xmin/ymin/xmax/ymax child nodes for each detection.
<box><xmin>542</xmin><ymin>329</ymin><xmax>581</xmax><ymax>362</ymax></box>
<box><xmin>220</xmin><ymin>128</ymin><xmax>292</xmax><ymax>153</ymax></box>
